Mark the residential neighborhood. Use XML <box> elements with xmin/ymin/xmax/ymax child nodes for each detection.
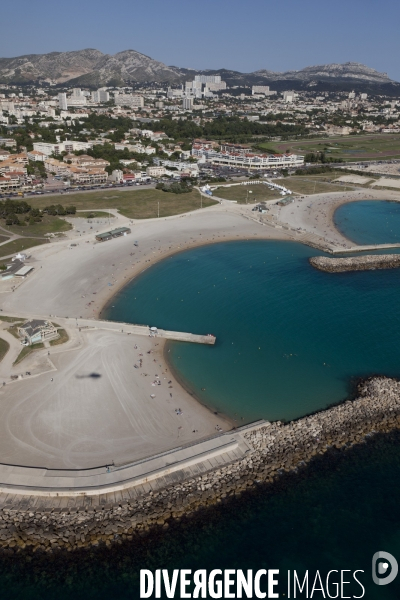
<box><xmin>1</xmin><ymin>76</ymin><xmax>400</xmax><ymax>196</ymax></box>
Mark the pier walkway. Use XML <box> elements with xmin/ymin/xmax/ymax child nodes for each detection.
<box><xmin>70</xmin><ymin>317</ymin><xmax>216</xmax><ymax>345</ymax></box>
<box><xmin>330</xmin><ymin>243</ymin><xmax>400</xmax><ymax>254</ymax></box>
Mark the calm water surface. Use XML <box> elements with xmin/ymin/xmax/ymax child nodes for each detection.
<box><xmin>334</xmin><ymin>199</ymin><xmax>400</xmax><ymax>244</ymax></box>
<box><xmin>2</xmin><ymin>202</ymin><xmax>400</xmax><ymax>599</ymax></box>
<box><xmin>106</xmin><ymin>239</ymin><xmax>400</xmax><ymax>422</ymax></box>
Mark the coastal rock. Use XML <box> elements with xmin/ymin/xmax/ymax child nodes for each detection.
<box><xmin>309</xmin><ymin>254</ymin><xmax>400</xmax><ymax>273</ymax></box>
<box><xmin>0</xmin><ymin>375</ymin><xmax>399</xmax><ymax>552</ymax></box>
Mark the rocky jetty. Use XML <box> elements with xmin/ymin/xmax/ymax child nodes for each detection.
<box><xmin>310</xmin><ymin>254</ymin><xmax>400</xmax><ymax>272</ymax></box>
<box><xmin>0</xmin><ymin>376</ymin><xmax>399</xmax><ymax>553</ymax></box>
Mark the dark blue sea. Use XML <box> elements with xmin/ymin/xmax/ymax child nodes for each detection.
<box><xmin>2</xmin><ymin>200</ymin><xmax>400</xmax><ymax>599</ymax></box>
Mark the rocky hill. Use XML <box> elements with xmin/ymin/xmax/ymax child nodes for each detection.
<box><xmin>0</xmin><ymin>48</ymin><xmax>182</xmax><ymax>86</ymax></box>
<box><xmin>0</xmin><ymin>49</ymin><xmax>395</xmax><ymax>89</ymax></box>
<box><xmin>255</xmin><ymin>62</ymin><xmax>392</xmax><ymax>83</ymax></box>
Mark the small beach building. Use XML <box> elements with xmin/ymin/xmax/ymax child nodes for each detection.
<box><xmin>1</xmin><ymin>259</ymin><xmax>34</xmax><ymax>280</ymax></box>
<box><xmin>18</xmin><ymin>320</ymin><xmax>59</xmax><ymax>345</ymax></box>
<box><xmin>95</xmin><ymin>227</ymin><xmax>131</xmax><ymax>242</ymax></box>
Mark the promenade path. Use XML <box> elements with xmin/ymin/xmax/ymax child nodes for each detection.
<box><xmin>0</xmin><ymin>423</ymin><xmax>262</xmax><ymax>497</ymax></box>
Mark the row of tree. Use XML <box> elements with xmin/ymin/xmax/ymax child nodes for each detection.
<box><xmin>0</xmin><ymin>200</ymin><xmax>76</xmax><ymax>226</ymax></box>
<box><xmin>145</xmin><ymin>116</ymin><xmax>309</xmax><ymax>142</ymax></box>
<box><xmin>155</xmin><ymin>181</ymin><xmax>192</xmax><ymax>194</ymax></box>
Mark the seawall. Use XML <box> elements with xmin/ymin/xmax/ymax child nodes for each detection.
<box><xmin>310</xmin><ymin>254</ymin><xmax>400</xmax><ymax>272</ymax></box>
<box><xmin>0</xmin><ymin>376</ymin><xmax>399</xmax><ymax>553</ymax></box>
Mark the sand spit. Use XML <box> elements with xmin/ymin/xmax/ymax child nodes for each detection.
<box><xmin>310</xmin><ymin>254</ymin><xmax>400</xmax><ymax>272</ymax></box>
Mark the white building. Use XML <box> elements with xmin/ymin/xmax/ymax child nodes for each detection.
<box><xmin>146</xmin><ymin>166</ymin><xmax>166</xmax><ymax>177</ymax></box>
<box><xmin>185</xmin><ymin>75</ymin><xmax>226</xmax><ymax>98</ymax></box>
<box><xmin>58</xmin><ymin>93</ymin><xmax>67</xmax><ymax>110</ymax></box>
<box><xmin>167</xmin><ymin>88</ymin><xmax>184</xmax><ymax>99</ymax></box>
<box><xmin>91</xmin><ymin>89</ymin><xmax>110</xmax><ymax>103</ymax></box>
<box><xmin>33</xmin><ymin>140</ymin><xmax>93</xmax><ymax>156</ymax></box>
<box><xmin>192</xmin><ymin>143</ymin><xmax>304</xmax><ymax>170</ymax></box>
<box><xmin>182</xmin><ymin>97</ymin><xmax>193</xmax><ymax>110</ymax></box>
<box><xmin>283</xmin><ymin>91</ymin><xmax>295</xmax><ymax>103</ymax></box>
<box><xmin>109</xmin><ymin>169</ymin><xmax>124</xmax><ymax>183</ymax></box>
<box><xmin>194</xmin><ymin>75</ymin><xmax>221</xmax><ymax>84</ymax></box>
<box><xmin>67</xmin><ymin>96</ymin><xmax>87</xmax><ymax>106</ymax></box>
<box><xmin>114</xmin><ymin>94</ymin><xmax>144</xmax><ymax>108</ymax></box>
<box><xmin>252</xmin><ymin>86</ymin><xmax>276</xmax><ymax>96</ymax></box>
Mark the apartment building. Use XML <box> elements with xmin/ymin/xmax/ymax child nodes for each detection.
<box><xmin>68</xmin><ymin>167</ymin><xmax>108</xmax><ymax>184</ymax></box>
<box><xmin>252</xmin><ymin>86</ymin><xmax>276</xmax><ymax>96</ymax></box>
<box><xmin>146</xmin><ymin>166</ymin><xmax>166</xmax><ymax>177</ymax></box>
<box><xmin>192</xmin><ymin>143</ymin><xmax>304</xmax><ymax>170</ymax></box>
<box><xmin>0</xmin><ymin>150</ymin><xmax>10</xmax><ymax>161</ymax></box>
<box><xmin>182</xmin><ymin>97</ymin><xmax>193</xmax><ymax>110</ymax></box>
<box><xmin>63</xmin><ymin>154</ymin><xmax>110</xmax><ymax>169</ymax></box>
<box><xmin>27</xmin><ymin>150</ymin><xmax>46</xmax><ymax>162</ymax></box>
<box><xmin>33</xmin><ymin>140</ymin><xmax>93</xmax><ymax>156</ymax></box>
<box><xmin>114</xmin><ymin>94</ymin><xmax>144</xmax><ymax>108</ymax></box>
<box><xmin>58</xmin><ymin>93</ymin><xmax>68</xmax><ymax>110</ymax></box>
<box><xmin>91</xmin><ymin>89</ymin><xmax>110</xmax><ymax>103</ymax></box>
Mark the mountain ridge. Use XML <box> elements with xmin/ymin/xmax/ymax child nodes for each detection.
<box><xmin>0</xmin><ymin>49</ymin><xmax>395</xmax><ymax>89</ymax></box>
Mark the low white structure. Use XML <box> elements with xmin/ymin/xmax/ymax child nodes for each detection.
<box><xmin>192</xmin><ymin>145</ymin><xmax>304</xmax><ymax>170</ymax></box>
<box><xmin>33</xmin><ymin>140</ymin><xmax>93</xmax><ymax>156</ymax></box>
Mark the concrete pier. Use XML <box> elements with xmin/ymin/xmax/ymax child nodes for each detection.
<box><xmin>67</xmin><ymin>317</ymin><xmax>216</xmax><ymax>345</ymax></box>
<box><xmin>331</xmin><ymin>243</ymin><xmax>400</xmax><ymax>254</ymax></box>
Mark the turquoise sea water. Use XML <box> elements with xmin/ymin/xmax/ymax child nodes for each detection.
<box><xmin>2</xmin><ymin>200</ymin><xmax>400</xmax><ymax>598</ymax></box>
<box><xmin>334</xmin><ymin>200</ymin><xmax>400</xmax><ymax>244</ymax></box>
<box><xmin>106</xmin><ymin>239</ymin><xmax>400</xmax><ymax>422</ymax></box>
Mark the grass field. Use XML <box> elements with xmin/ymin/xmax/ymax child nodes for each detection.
<box><xmin>265</xmin><ymin>134</ymin><xmax>400</xmax><ymax>163</ymax></box>
<box><xmin>3</xmin><ymin>215</ymin><xmax>71</xmax><ymax>238</ymax></box>
<box><xmin>0</xmin><ymin>316</ymin><xmax>23</xmax><ymax>323</ymax></box>
<box><xmin>0</xmin><ymin>338</ymin><xmax>9</xmax><ymax>363</ymax></box>
<box><xmin>0</xmin><ymin>238</ymin><xmax>48</xmax><ymax>259</ymax></box>
<box><xmin>50</xmin><ymin>329</ymin><xmax>69</xmax><ymax>346</ymax></box>
<box><xmin>14</xmin><ymin>342</ymin><xmax>44</xmax><ymax>365</ymax></box>
<box><xmin>275</xmin><ymin>177</ymin><xmax>353</xmax><ymax>195</ymax></box>
<box><xmin>0</xmin><ymin>236</ymin><xmax>10</xmax><ymax>244</ymax></box>
<box><xmin>21</xmin><ymin>189</ymin><xmax>217</xmax><ymax>219</ymax></box>
<box><xmin>213</xmin><ymin>184</ymin><xmax>281</xmax><ymax>203</ymax></box>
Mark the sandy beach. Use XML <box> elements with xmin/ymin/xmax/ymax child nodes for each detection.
<box><xmin>0</xmin><ymin>203</ymin><xmax>289</xmax><ymax>469</ymax></box>
<box><xmin>278</xmin><ymin>187</ymin><xmax>400</xmax><ymax>246</ymax></box>
<box><xmin>1</xmin><ymin>188</ymin><xmax>400</xmax><ymax>470</ymax></box>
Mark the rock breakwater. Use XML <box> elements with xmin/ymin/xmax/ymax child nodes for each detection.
<box><xmin>310</xmin><ymin>254</ymin><xmax>400</xmax><ymax>272</ymax></box>
<box><xmin>0</xmin><ymin>376</ymin><xmax>399</xmax><ymax>554</ymax></box>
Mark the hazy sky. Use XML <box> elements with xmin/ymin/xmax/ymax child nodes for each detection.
<box><xmin>2</xmin><ymin>0</ymin><xmax>400</xmax><ymax>80</ymax></box>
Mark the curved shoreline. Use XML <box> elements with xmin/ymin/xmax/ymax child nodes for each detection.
<box><xmin>332</xmin><ymin>197</ymin><xmax>400</xmax><ymax>246</ymax></box>
<box><xmin>0</xmin><ymin>375</ymin><xmax>398</xmax><ymax>552</ymax></box>
<box><xmin>1</xmin><ymin>195</ymin><xmax>400</xmax><ymax>499</ymax></box>
<box><xmin>162</xmin><ymin>340</ymin><xmax>237</xmax><ymax>426</ymax></box>
<box><xmin>97</xmin><ymin>234</ymin><xmax>274</xmax><ymax>320</ymax></box>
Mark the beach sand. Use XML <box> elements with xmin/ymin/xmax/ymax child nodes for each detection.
<box><xmin>2</xmin><ymin>190</ymin><xmax>399</xmax><ymax>470</ymax></box>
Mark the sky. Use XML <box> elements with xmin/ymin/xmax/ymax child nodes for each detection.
<box><xmin>1</xmin><ymin>0</ymin><xmax>400</xmax><ymax>80</ymax></box>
